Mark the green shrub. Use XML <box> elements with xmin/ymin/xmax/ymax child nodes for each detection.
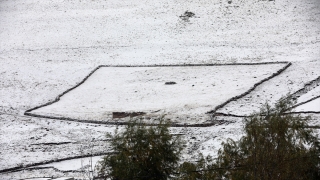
<box><xmin>215</xmin><ymin>98</ymin><xmax>320</xmax><ymax>180</ymax></box>
<box><xmin>97</xmin><ymin>98</ymin><xmax>320</xmax><ymax>180</ymax></box>
<box><xmin>98</xmin><ymin>119</ymin><xmax>184</xmax><ymax>180</ymax></box>
<box><xmin>177</xmin><ymin>154</ymin><xmax>218</xmax><ymax>180</ymax></box>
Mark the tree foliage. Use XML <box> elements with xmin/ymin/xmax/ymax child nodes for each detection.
<box><xmin>97</xmin><ymin>99</ymin><xmax>320</xmax><ymax>180</ymax></box>
<box><xmin>98</xmin><ymin>119</ymin><xmax>184</xmax><ymax>180</ymax></box>
<box><xmin>177</xmin><ymin>154</ymin><xmax>218</xmax><ymax>180</ymax></box>
<box><xmin>215</xmin><ymin>99</ymin><xmax>320</xmax><ymax>180</ymax></box>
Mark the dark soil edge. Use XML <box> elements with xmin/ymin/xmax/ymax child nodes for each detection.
<box><xmin>214</xmin><ymin>111</ymin><xmax>320</xmax><ymax>119</ymax></box>
<box><xmin>289</xmin><ymin>76</ymin><xmax>320</xmax><ymax>100</ymax></box>
<box><xmin>0</xmin><ymin>153</ymin><xmax>112</xmax><ymax>174</ymax></box>
<box><xmin>207</xmin><ymin>62</ymin><xmax>292</xmax><ymax>114</ymax></box>
<box><xmin>289</xmin><ymin>95</ymin><xmax>320</xmax><ymax>113</ymax></box>
<box><xmin>215</xmin><ymin>76</ymin><xmax>320</xmax><ymax>118</ymax></box>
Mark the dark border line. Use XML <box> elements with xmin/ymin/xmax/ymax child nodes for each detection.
<box><xmin>289</xmin><ymin>95</ymin><xmax>320</xmax><ymax>112</ymax></box>
<box><xmin>16</xmin><ymin>166</ymin><xmax>84</xmax><ymax>175</ymax></box>
<box><xmin>24</xmin><ymin>62</ymin><xmax>290</xmax><ymax>126</ymax></box>
<box><xmin>289</xmin><ymin>111</ymin><xmax>320</xmax><ymax>114</ymax></box>
<box><xmin>207</xmin><ymin>62</ymin><xmax>292</xmax><ymax>114</ymax></box>
<box><xmin>214</xmin><ymin>111</ymin><xmax>320</xmax><ymax>118</ymax></box>
<box><xmin>30</xmin><ymin>139</ymin><xmax>112</xmax><ymax>146</ymax></box>
<box><xmin>22</xmin><ymin>112</ymin><xmax>229</xmax><ymax>127</ymax></box>
<box><xmin>215</xmin><ymin>78</ymin><xmax>320</xmax><ymax>117</ymax></box>
<box><xmin>214</xmin><ymin>113</ymin><xmax>250</xmax><ymax>118</ymax></box>
<box><xmin>0</xmin><ymin>153</ymin><xmax>112</xmax><ymax>174</ymax></box>
<box><xmin>289</xmin><ymin>76</ymin><xmax>320</xmax><ymax>100</ymax></box>
<box><xmin>30</xmin><ymin>142</ymin><xmax>73</xmax><ymax>146</ymax></box>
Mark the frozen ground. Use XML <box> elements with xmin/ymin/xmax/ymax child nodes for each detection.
<box><xmin>1</xmin><ymin>0</ymin><xmax>320</xmax><ymax>179</ymax></box>
<box><xmin>1</xmin><ymin>0</ymin><xmax>320</xmax><ymax>64</ymax></box>
<box><xmin>296</xmin><ymin>84</ymin><xmax>320</xmax><ymax>104</ymax></box>
<box><xmin>217</xmin><ymin>61</ymin><xmax>320</xmax><ymax>116</ymax></box>
<box><xmin>29</xmin><ymin>64</ymin><xmax>286</xmax><ymax>124</ymax></box>
<box><xmin>292</xmin><ymin>85</ymin><xmax>320</xmax><ymax>113</ymax></box>
<box><xmin>294</xmin><ymin>97</ymin><xmax>320</xmax><ymax>112</ymax></box>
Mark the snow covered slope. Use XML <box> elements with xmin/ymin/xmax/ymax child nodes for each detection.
<box><xmin>1</xmin><ymin>0</ymin><xmax>320</xmax><ymax>179</ymax></box>
<box><xmin>29</xmin><ymin>64</ymin><xmax>287</xmax><ymax>124</ymax></box>
<box><xmin>1</xmin><ymin>0</ymin><xmax>320</xmax><ymax>65</ymax></box>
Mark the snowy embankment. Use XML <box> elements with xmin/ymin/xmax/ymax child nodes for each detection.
<box><xmin>1</xmin><ymin>0</ymin><xmax>320</xmax><ymax>179</ymax></box>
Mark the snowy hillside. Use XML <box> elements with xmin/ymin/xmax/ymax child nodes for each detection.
<box><xmin>1</xmin><ymin>0</ymin><xmax>320</xmax><ymax>179</ymax></box>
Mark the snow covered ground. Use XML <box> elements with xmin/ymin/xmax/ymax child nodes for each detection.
<box><xmin>1</xmin><ymin>0</ymin><xmax>320</xmax><ymax>179</ymax></box>
<box><xmin>29</xmin><ymin>64</ymin><xmax>286</xmax><ymax>124</ymax></box>
<box><xmin>296</xmin><ymin>85</ymin><xmax>320</xmax><ymax>104</ymax></box>
<box><xmin>294</xmin><ymin>97</ymin><xmax>320</xmax><ymax>112</ymax></box>
<box><xmin>292</xmin><ymin>85</ymin><xmax>320</xmax><ymax>112</ymax></box>
<box><xmin>218</xmin><ymin>61</ymin><xmax>320</xmax><ymax>116</ymax></box>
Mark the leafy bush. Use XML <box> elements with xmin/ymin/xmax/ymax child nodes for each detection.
<box><xmin>97</xmin><ymin>99</ymin><xmax>320</xmax><ymax>180</ymax></box>
<box><xmin>215</xmin><ymin>99</ymin><xmax>320</xmax><ymax>180</ymax></box>
<box><xmin>177</xmin><ymin>154</ymin><xmax>217</xmax><ymax>180</ymax></box>
<box><xmin>98</xmin><ymin>119</ymin><xmax>184</xmax><ymax>180</ymax></box>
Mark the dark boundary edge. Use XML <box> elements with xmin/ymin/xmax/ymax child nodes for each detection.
<box><xmin>0</xmin><ymin>153</ymin><xmax>112</xmax><ymax>174</ymax></box>
<box><xmin>289</xmin><ymin>95</ymin><xmax>320</xmax><ymax>113</ymax></box>
<box><xmin>289</xmin><ymin>76</ymin><xmax>320</xmax><ymax>100</ymax></box>
<box><xmin>215</xmin><ymin>77</ymin><xmax>320</xmax><ymax>117</ymax></box>
<box><xmin>207</xmin><ymin>62</ymin><xmax>292</xmax><ymax>114</ymax></box>
<box><xmin>214</xmin><ymin>111</ymin><xmax>320</xmax><ymax>118</ymax></box>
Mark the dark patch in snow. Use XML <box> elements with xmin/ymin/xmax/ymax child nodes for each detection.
<box><xmin>179</xmin><ymin>11</ymin><xmax>195</xmax><ymax>21</ymax></box>
<box><xmin>112</xmin><ymin>112</ymin><xmax>146</xmax><ymax>119</ymax></box>
<box><xmin>30</xmin><ymin>142</ymin><xmax>73</xmax><ymax>146</ymax></box>
<box><xmin>165</xmin><ymin>81</ymin><xmax>176</xmax><ymax>85</ymax></box>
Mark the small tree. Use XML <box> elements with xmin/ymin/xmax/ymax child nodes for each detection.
<box><xmin>98</xmin><ymin>118</ymin><xmax>184</xmax><ymax>180</ymax></box>
<box><xmin>215</xmin><ymin>98</ymin><xmax>320</xmax><ymax>180</ymax></box>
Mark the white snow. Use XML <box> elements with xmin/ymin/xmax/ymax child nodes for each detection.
<box><xmin>1</xmin><ymin>0</ymin><xmax>320</xmax><ymax>64</ymax></box>
<box><xmin>296</xmin><ymin>85</ymin><xmax>320</xmax><ymax>104</ymax></box>
<box><xmin>294</xmin><ymin>98</ymin><xmax>320</xmax><ymax>112</ymax></box>
<box><xmin>217</xmin><ymin>61</ymin><xmax>320</xmax><ymax>116</ymax></box>
<box><xmin>1</xmin><ymin>0</ymin><xmax>320</xmax><ymax>179</ymax></box>
<box><xmin>31</xmin><ymin>64</ymin><xmax>285</xmax><ymax>123</ymax></box>
<box><xmin>38</xmin><ymin>156</ymin><xmax>103</xmax><ymax>171</ymax></box>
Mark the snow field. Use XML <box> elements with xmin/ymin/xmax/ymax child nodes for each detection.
<box><xmin>296</xmin><ymin>85</ymin><xmax>320</xmax><ymax>104</ymax></box>
<box><xmin>294</xmin><ymin>98</ymin><xmax>320</xmax><ymax>112</ymax></box>
<box><xmin>218</xmin><ymin>61</ymin><xmax>320</xmax><ymax>116</ymax></box>
<box><xmin>0</xmin><ymin>114</ymin><xmax>115</xmax><ymax>172</ymax></box>
<box><xmin>29</xmin><ymin>64</ymin><xmax>286</xmax><ymax>124</ymax></box>
<box><xmin>1</xmin><ymin>0</ymin><xmax>320</xmax><ymax>179</ymax></box>
<box><xmin>1</xmin><ymin>0</ymin><xmax>320</xmax><ymax>65</ymax></box>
